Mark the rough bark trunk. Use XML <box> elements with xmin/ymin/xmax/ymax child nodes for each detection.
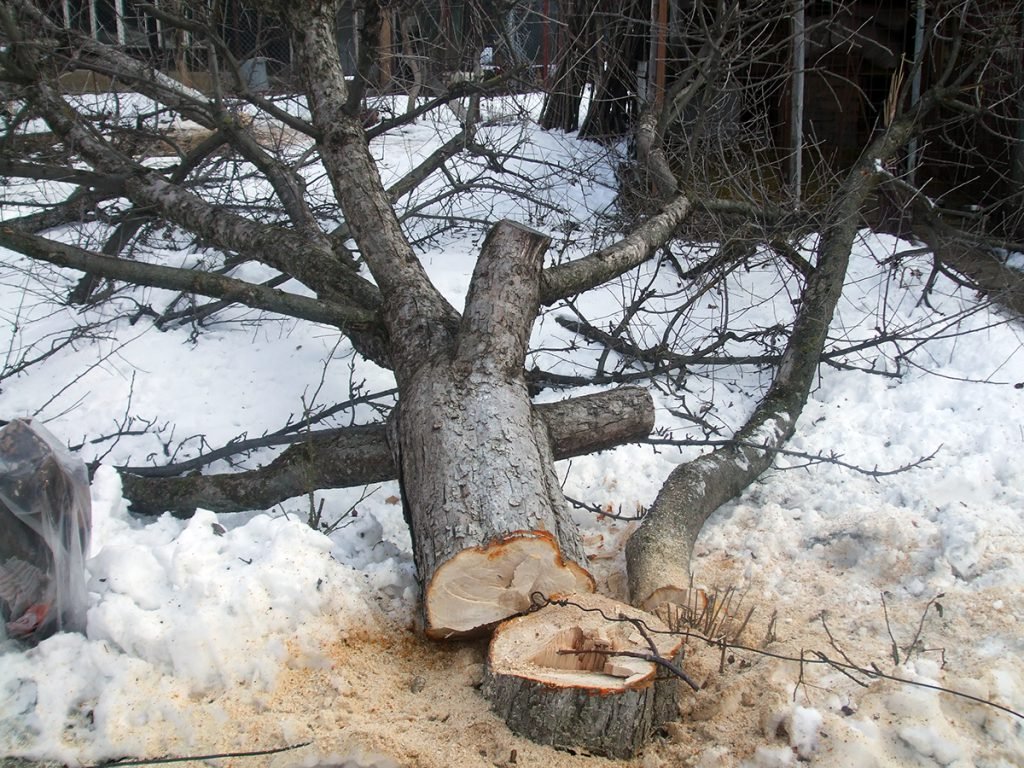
<box><xmin>483</xmin><ymin>592</ymin><xmax>683</xmax><ymax>758</ymax></box>
<box><xmin>390</xmin><ymin>222</ymin><xmax>595</xmax><ymax>638</ymax></box>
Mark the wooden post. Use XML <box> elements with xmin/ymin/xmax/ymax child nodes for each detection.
<box><xmin>654</xmin><ymin>0</ymin><xmax>668</xmax><ymax>109</ymax></box>
<box><xmin>378</xmin><ymin>8</ymin><xmax>393</xmax><ymax>90</ymax></box>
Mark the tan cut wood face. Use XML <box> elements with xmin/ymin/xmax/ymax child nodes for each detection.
<box><xmin>528</xmin><ymin>626</ymin><xmax>652</xmax><ymax>686</ymax></box>
<box><xmin>488</xmin><ymin>591</ymin><xmax>682</xmax><ymax>692</ymax></box>
<box><xmin>425</xmin><ymin>533</ymin><xmax>594</xmax><ymax>639</ymax></box>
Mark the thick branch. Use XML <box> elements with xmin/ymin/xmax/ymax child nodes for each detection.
<box><xmin>635</xmin><ymin>110</ymin><xmax>679</xmax><ymax>199</ymax></box>
<box><xmin>120</xmin><ymin>425</ymin><xmax>392</xmax><ymax>517</ymax></box>
<box><xmin>456</xmin><ymin>221</ymin><xmax>551</xmax><ymax>373</ymax></box>
<box><xmin>0</xmin><ymin>159</ymin><xmax>125</xmax><ymax>190</ymax></box>
<box><xmin>10</xmin><ymin>0</ymin><xmax>215</xmax><ymax>125</ymax></box>
<box><xmin>222</xmin><ymin>120</ymin><xmax>325</xmax><ymax>239</ymax></box>
<box><xmin>387</xmin><ymin>129</ymin><xmax>472</xmax><ymax>204</ymax></box>
<box><xmin>540</xmin><ymin>194</ymin><xmax>691</xmax><ymax>303</ymax></box>
<box><xmin>0</xmin><ymin>188</ymin><xmax>111</xmax><ymax>234</ymax></box>
<box><xmin>0</xmin><ymin>228</ymin><xmax>378</xmax><ymax>330</ymax></box>
<box><xmin>288</xmin><ymin>0</ymin><xmax>459</xmax><ymax>379</ymax></box>
<box><xmin>120</xmin><ymin>386</ymin><xmax>654</xmax><ymax>516</ymax></box>
<box><xmin>625</xmin><ymin>97</ymin><xmax>932</xmax><ymax>610</ymax></box>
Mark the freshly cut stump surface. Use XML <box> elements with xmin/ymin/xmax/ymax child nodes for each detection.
<box><xmin>483</xmin><ymin>592</ymin><xmax>684</xmax><ymax>758</ymax></box>
<box><xmin>424</xmin><ymin>531</ymin><xmax>594</xmax><ymax>638</ymax></box>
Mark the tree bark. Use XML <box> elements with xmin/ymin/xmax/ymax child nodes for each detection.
<box><xmin>389</xmin><ymin>221</ymin><xmax>596</xmax><ymax>637</ymax></box>
<box><xmin>0</xmin><ymin>229</ymin><xmax>376</xmax><ymax>330</ymax></box>
<box><xmin>119</xmin><ymin>386</ymin><xmax>655</xmax><ymax>516</ymax></box>
<box><xmin>540</xmin><ymin>193</ymin><xmax>691</xmax><ymax>303</ymax></box>
<box><xmin>483</xmin><ymin>592</ymin><xmax>683</xmax><ymax>758</ymax></box>
<box><xmin>635</xmin><ymin>109</ymin><xmax>680</xmax><ymax>200</ymax></box>
<box><xmin>625</xmin><ymin>106</ymin><xmax>928</xmax><ymax>612</ymax></box>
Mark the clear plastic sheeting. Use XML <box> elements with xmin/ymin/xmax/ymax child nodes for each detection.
<box><xmin>0</xmin><ymin>419</ymin><xmax>91</xmax><ymax>644</ymax></box>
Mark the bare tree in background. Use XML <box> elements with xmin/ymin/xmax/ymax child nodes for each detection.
<box><xmin>1</xmin><ymin>0</ymin><xmax>1023</xmax><ymax>756</ymax></box>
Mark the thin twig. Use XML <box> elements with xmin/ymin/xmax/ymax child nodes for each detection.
<box><xmin>89</xmin><ymin>741</ymin><xmax>311</xmax><ymax>768</ymax></box>
<box><xmin>533</xmin><ymin>595</ymin><xmax>1024</xmax><ymax>721</ymax></box>
<box><xmin>881</xmin><ymin>592</ymin><xmax>901</xmax><ymax>666</ymax></box>
<box><xmin>643</xmin><ymin>437</ymin><xmax>941</xmax><ymax>478</ymax></box>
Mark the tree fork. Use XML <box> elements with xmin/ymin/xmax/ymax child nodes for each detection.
<box><xmin>389</xmin><ymin>221</ymin><xmax>597</xmax><ymax>638</ymax></box>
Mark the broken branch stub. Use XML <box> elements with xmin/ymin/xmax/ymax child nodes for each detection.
<box><xmin>483</xmin><ymin>592</ymin><xmax>684</xmax><ymax>758</ymax></box>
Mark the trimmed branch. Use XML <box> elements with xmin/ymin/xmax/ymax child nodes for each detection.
<box><xmin>121</xmin><ymin>386</ymin><xmax>654</xmax><ymax>516</ymax></box>
<box><xmin>540</xmin><ymin>194</ymin><xmax>691</xmax><ymax>303</ymax></box>
<box><xmin>456</xmin><ymin>221</ymin><xmax>551</xmax><ymax>373</ymax></box>
<box><xmin>635</xmin><ymin>110</ymin><xmax>679</xmax><ymax>199</ymax></box>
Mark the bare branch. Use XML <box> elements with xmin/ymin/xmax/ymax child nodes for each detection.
<box><xmin>0</xmin><ymin>228</ymin><xmax>378</xmax><ymax>330</ymax></box>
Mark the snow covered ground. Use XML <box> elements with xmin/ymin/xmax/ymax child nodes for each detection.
<box><xmin>1</xmin><ymin>94</ymin><xmax>1022</xmax><ymax>767</ymax></box>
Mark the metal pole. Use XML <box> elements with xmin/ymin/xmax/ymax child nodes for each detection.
<box><xmin>790</xmin><ymin>0</ymin><xmax>805</xmax><ymax>202</ymax></box>
<box><xmin>907</xmin><ymin>0</ymin><xmax>926</xmax><ymax>183</ymax></box>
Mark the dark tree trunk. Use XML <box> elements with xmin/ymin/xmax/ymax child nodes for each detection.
<box><xmin>539</xmin><ymin>0</ymin><xmax>588</xmax><ymax>132</ymax></box>
<box><xmin>579</xmin><ymin>1</ymin><xmax>646</xmax><ymax>140</ymax></box>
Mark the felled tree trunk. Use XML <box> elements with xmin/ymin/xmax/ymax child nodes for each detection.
<box><xmin>483</xmin><ymin>592</ymin><xmax>683</xmax><ymax>758</ymax></box>
<box><xmin>390</xmin><ymin>222</ymin><xmax>594</xmax><ymax>638</ymax></box>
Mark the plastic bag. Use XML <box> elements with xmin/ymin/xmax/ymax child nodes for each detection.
<box><xmin>0</xmin><ymin>418</ymin><xmax>91</xmax><ymax>644</ymax></box>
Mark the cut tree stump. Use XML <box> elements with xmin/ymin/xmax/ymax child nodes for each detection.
<box><xmin>389</xmin><ymin>221</ymin><xmax>597</xmax><ymax>638</ymax></box>
<box><xmin>483</xmin><ymin>592</ymin><xmax>684</xmax><ymax>758</ymax></box>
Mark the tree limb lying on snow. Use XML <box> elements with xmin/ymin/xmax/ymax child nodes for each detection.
<box><xmin>625</xmin><ymin>94</ymin><xmax>941</xmax><ymax>610</ymax></box>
